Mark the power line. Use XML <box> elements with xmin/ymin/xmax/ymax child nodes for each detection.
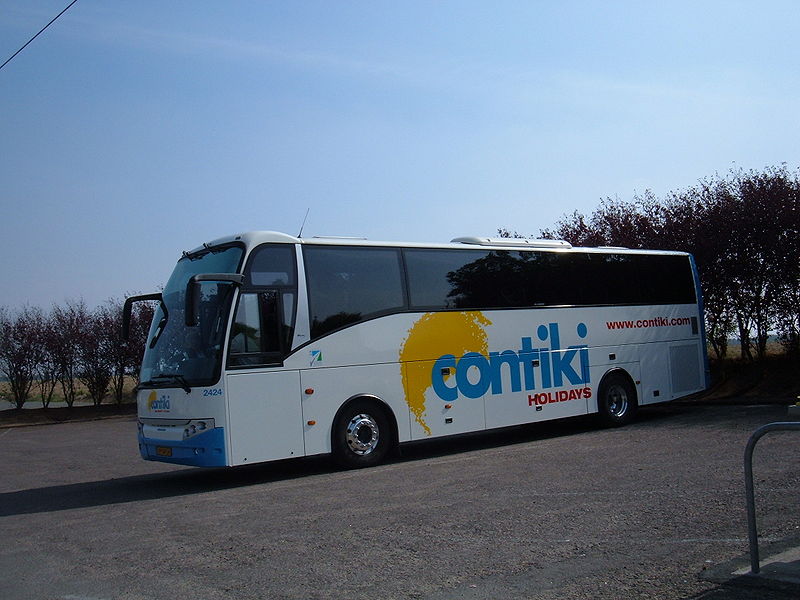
<box><xmin>0</xmin><ymin>0</ymin><xmax>79</xmax><ymax>73</ymax></box>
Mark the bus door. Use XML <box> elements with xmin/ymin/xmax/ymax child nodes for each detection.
<box><xmin>225</xmin><ymin>289</ymin><xmax>304</xmax><ymax>465</ymax></box>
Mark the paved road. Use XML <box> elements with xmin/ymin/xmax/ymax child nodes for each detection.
<box><xmin>1</xmin><ymin>403</ymin><xmax>798</xmax><ymax>600</ymax></box>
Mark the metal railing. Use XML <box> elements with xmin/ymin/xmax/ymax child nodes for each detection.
<box><xmin>744</xmin><ymin>421</ymin><xmax>800</xmax><ymax>574</ymax></box>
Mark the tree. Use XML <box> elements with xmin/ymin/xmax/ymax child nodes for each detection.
<box><xmin>126</xmin><ymin>300</ymin><xmax>156</xmax><ymax>387</ymax></box>
<box><xmin>30</xmin><ymin>306</ymin><xmax>59</xmax><ymax>408</ymax></box>
<box><xmin>540</xmin><ymin>210</ymin><xmax>607</xmax><ymax>246</ymax></box>
<box><xmin>78</xmin><ymin>305</ymin><xmax>115</xmax><ymax>406</ymax></box>
<box><xmin>0</xmin><ymin>306</ymin><xmax>39</xmax><ymax>409</ymax></box>
<box><xmin>106</xmin><ymin>297</ymin><xmax>154</xmax><ymax>404</ymax></box>
<box><xmin>542</xmin><ymin>194</ymin><xmax>663</xmax><ymax>249</ymax></box>
<box><xmin>106</xmin><ymin>298</ymin><xmax>128</xmax><ymax>405</ymax></box>
<box><xmin>660</xmin><ymin>180</ymin><xmax>736</xmax><ymax>360</ymax></box>
<box><xmin>51</xmin><ymin>300</ymin><xmax>88</xmax><ymax>408</ymax></box>
<box><xmin>510</xmin><ymin>165</ymin><xmax>800</xmax><ymax>362</ymax></box>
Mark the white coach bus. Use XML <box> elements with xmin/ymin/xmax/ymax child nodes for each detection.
<box><xmin>123</xmin><ymin>231</ymin><xmax>709</xmax><ymax>469</ymax></box>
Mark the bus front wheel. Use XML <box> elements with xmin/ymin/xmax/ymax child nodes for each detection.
<box><xmin>597</xmin><ymin>372</ymin><xmax>637</xmax><ymax>427</ymax></box>
<box><xmin>332</xmin><ymin>400</ymin><xmax>393</xmax><ymax>468</ymax></box>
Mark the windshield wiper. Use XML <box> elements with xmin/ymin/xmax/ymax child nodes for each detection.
<box><xmin>182</xmin><ymin>242</ymin><xmax>236</xmax><ymax>261</ymax></box>
<box><xmin>142</xmin><ymin>374</ymin><xmax>192</xmax><ymax>394</ymax></box>
<box><xmin>149</xmin><ymin>310</ymin><xmax>168</xmax><ymax>349</ymax></box>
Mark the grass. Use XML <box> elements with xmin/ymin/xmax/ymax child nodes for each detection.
<box><xmin>704</xmin><ymin>353</ymin><xmax>800</xmax><ymax>403</ymax></box>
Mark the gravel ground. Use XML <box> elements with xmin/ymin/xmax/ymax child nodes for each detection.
<box><xmin>0</xmin><ymin>402</ymin><xmax>798</xmax><ymax>599</ymax></box>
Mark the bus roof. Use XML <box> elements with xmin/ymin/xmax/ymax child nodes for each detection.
<box><xmin>191</xmin><ymin>230</ymin><xmax>690</xmax><ymax>257</ymax></box>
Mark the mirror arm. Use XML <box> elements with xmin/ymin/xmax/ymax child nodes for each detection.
<box><xmin>122</xmin><ymin>293</ymin><xmax>162</xmax><ymax>340</ymax></box>
<box><xmin>185</xmin><ymin>273</ymin><xmax>245</xmax><ymax>326</ymax></box>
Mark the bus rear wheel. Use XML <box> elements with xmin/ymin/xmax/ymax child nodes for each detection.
<box><xmin>597</xmin><ymin>372</ymin><xmax>637</xmax><ymax>427</ymax></box>
<box><xmin>332</xmin><ymin>400</ymin><xmax>393</xmax><ymax>469</ymax></box>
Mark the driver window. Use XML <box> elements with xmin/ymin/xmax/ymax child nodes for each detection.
<box><xmin>229</xmin><ymin>293</ymin><xmax>262</xmax><ymax>354</ymax></box>
<box><xmin>228</xmin><ymin>291</ymin><xmax>284</xmax><ymax>366</ymax></box>
<box><xmin>228</xmin><ymin>244</ymin><xmax>298</xmax><ymax>368</ymax></box>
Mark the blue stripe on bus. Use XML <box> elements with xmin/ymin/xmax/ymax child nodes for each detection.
<box><xmin>138</xmin><ymin>427</ymin><xmax>227</xmax><ymax>467</ymax></box>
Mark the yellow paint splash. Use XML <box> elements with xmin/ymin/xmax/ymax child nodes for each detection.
<box><xmin>399</xmin><ymin>312</ymin><xmax>492</xmax><ymax>435</ymax></box>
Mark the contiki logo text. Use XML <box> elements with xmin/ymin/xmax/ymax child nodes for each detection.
<box><xmin>147</xmin><ymin>391</ymin><xmax>171</xmax><ymax>412</ymax></box>
<box><xmin>431</xmin><ymin>322</ymin><xmax>590</xmax><ymax>401</ymax></box>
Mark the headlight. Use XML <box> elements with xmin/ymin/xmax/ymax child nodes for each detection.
<box><xmin>182</xmin><ymin>419</ymin><xmax>215</xmax><ymax>440</ymax></box>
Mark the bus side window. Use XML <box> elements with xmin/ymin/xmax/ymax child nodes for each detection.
<box><xmin>305</xmin><ymin>246</ymin><xmax>404</xmax><ymax>339</ymax></box>
<box><xmin>248</xmin><ymin>246</ymin><xmax>296</xmax><ymax>287</ymax></box>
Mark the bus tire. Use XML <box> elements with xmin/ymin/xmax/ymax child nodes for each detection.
<box><xmin>332</xmin><ymin>399</ymin><xmax>394</xmax><ymax>469</ymax></box>
<box><xmin>597</xmin><ymin>372</ymin><xmax>637</xmax><ymax>427</ymax></box>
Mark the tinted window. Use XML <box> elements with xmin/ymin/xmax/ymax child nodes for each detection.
<box><xmin>406</xmin><ymin>249</ymin><xmax>577</xmax><ymax>309</ymax></box>
<box><xmin>572</xmin><ymin>253</ymin><xmax>642</xmax><ymax>305</ymax></box>
<box><xmin>638</xmin><ymin>254</ymin><xmax>696</xmax><ymax>304</ymax></box>
<box><xmin>405</xmin><ymin>249</ymin><xmax>487</xmax><ymax>308</ymax></box>
<box><xmin>304</xmin><ymin>246</ymin><xmax>405</xmax><ymax>338</ymax></box>
<box><xmin>247</xmin><ymin>245</ymin><xmax>296</xmax><ymax>287</ymax></box>
<box><xmin>405</xmin><ymin>248</ymin><xmax>696</xmax><ymax>309</ymax></box>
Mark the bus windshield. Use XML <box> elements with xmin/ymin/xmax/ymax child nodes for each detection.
<box><xmin>139</xmin><ymin>244</ymin><xmax>244</xmax><ymax>389</ymax></box>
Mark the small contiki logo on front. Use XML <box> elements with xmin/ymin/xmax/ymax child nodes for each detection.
<box><xmin>146</xmin><ymin>391</ymin><xmax>170</xmax><ymax>412</ymax></box>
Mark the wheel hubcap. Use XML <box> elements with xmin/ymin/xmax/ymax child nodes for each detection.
<box><xmin>607</xmin><ymin>384</ymin><xmax>629</xmax><ymax>418</ymax></box>
<box><xmin>345</xmin><ymin>413</ymin><xmax>380</xmax><ymax>455</ymax></box>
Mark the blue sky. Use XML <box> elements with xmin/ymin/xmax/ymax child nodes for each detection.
<box><xmin>2</xmin><ymin>1</ymin><xmax>799</xmax><ymax>308</ymax></box>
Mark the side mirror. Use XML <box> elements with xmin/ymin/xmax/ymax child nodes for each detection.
<box><xmin>185</xmin><ymin>273</ymin><xmax>245</xmax><ymax>326</ymax></box>
<box><xmin>122</xmin><ymin>293</ymin><xmax>162</xmax><ymax>340</ymax></box>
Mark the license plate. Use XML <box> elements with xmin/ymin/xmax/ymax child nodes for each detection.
<box><xmin>156</xmin><ymin>446</ymin><xmax>173</xmax><ymax>457</ymax></box>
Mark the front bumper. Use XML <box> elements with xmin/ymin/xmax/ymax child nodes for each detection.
<box><xmin>138</xmin><ymin>424</ymin><xmax>227</xmax><ymax>467</ymax></box>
